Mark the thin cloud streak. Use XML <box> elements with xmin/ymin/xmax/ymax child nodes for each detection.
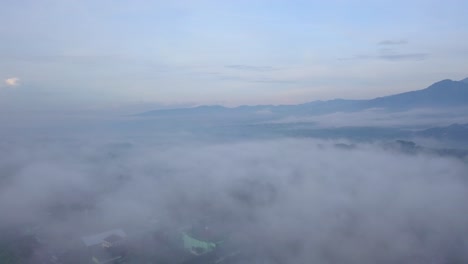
<box><xmin>225</xmin><ymin>65</ymin><xmax>278</xmax><ymax>72</ymax></box>
<box><xmin>379</xmin><ymin>53</ymin><xmax>429</xmax><ymax>61</ymax></box>
<box><xmin>341</xmin><ymin>53</ymin><xmax>429</xmax><ymax>62</ymax></box>
<box><xmin>378</xmin><ymin>40</ymin><xmax>408</xmax><ymax>45</ymax></box>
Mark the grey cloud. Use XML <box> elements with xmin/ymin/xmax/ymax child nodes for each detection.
<box><xmin>342</xmin><ymin>52</ymin><xmax>429</xmax><ymax>61</ymax></box>
<box><xmin>377</xmin><ymin>47</ymin><xmax>429</xmax><ymax>61</ymax></box>
<box><xmin>218</xmin><ymin>75</ymin><xmax>295</xmax><ymax>84</ymax></box>
<box><xmin>379</xmin><ymin>52</ymin><xmax>429</xmax><ymax>61</ymax></box>
<box><xmin>225</xmin><ymin>64</ymin><xmax>277</xmax><ymax>71</ymax></box>
<box><xmin>341</xmin><ymin>40</ymin><xmax>428</xmax><ymax>62</ymax></box>
<box><xmin>378</xmin><ymin>39</ymin><xmax>408</xmax><ymax>45</ymax></box>
<box><xmin>337</xmin><ymin>55</ymin><xmax>371</xmax><ymax>61</ymax></box>
<box><xmin>251</xmin><ymin>78</ymin><xmax>296</xmax><ymax>84</ymax></box>
<box><xmin>212</xmin><ymin>64</ymin><xmax>289</xmax><ymax>84</ymax></box>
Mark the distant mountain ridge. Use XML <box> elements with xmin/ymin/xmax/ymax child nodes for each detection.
<box><xmin>139</xmin><ymin>78</ymin><xmax>468</xmax><ymax>117</ymax></box>
<box><xmin>362</xmin><ymin>79</ymin><xmax>468</xmax><ymax>109</ymax></box>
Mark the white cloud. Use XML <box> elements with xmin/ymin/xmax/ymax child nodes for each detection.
<box><xmin>1</xmin><ymin>137</ymin><xmax>468</xmax><ymax>262</ymax></box>
<box><xmin>5</xmin><ymin>77</ymin><xmax>20</xmax><ymax>87</ymax></box>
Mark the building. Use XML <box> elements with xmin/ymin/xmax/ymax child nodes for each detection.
<box><xmin>81</xmin><ymin>229</ymin><xmax>127</xmax><ymax>264</ymax></box>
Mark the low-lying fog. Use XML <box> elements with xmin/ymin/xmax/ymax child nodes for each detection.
<box><xmin>1</xmin><ymin>134</ymin><xmax>467</xmax><ymax>263</ymax></box>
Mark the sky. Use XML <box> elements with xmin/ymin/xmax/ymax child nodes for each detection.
<box><xmin>1</xmin><ymin>0</ymin><xmax>468</xmax><ymax>113</ymax></box>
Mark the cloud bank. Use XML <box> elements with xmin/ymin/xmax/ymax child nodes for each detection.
<box><xmin>1</xmin><ymin>137</ymin><xmax>467</xmax><ymax>263</ymax></box>
<box><xmin>269</xmin><ymin>108</ymin><xmax>468</xmax><ymax>128</ymax></box>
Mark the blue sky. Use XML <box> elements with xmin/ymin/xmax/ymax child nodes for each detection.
<box><xmin>1</xmin><ymin>0</ymin><xmax>467</xmax><ymax>113</ymax></box>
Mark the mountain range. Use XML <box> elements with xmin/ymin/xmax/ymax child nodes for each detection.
<box><xmin>139</xmin><ymin>78</ymin><xmax>468</xmax><ymax>117</ymax></box>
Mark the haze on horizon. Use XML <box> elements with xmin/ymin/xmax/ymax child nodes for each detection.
<box><xmin>1</xmin><ymin>0</ymin><xmax>468</xmax><ymax>114</ymax></box>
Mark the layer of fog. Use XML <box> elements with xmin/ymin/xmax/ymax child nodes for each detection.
<box><xmin>268</xmin><ymin>107</ymin><xmax>468</xmax><ymax>129</ymax></box>
<box><xmin>1</xmin><ymin>137</ymin><xmax>468</xmax><ymax>263</ymax></box>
